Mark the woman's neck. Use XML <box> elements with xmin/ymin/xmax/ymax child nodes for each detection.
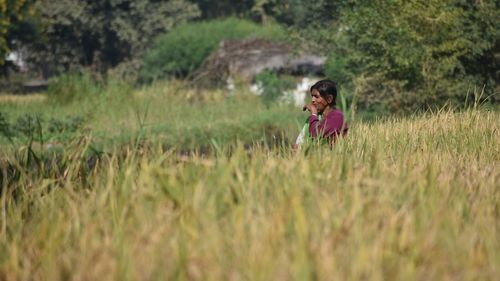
<box><xmin>321</xmin><ymin>106</ymin><xmax>334</xmax><ymax>117</ymax></box>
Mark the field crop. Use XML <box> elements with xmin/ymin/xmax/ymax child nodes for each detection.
<box><xmin>0</xmin><ymin>87</ymin><xmax>499</xmax><ymax>280</ymax></box>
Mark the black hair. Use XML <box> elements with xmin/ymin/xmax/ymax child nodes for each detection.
<box><xmin>310</xmin><ymin>79</ymin><xmax>337</xmax><ymax>106</ymax></box>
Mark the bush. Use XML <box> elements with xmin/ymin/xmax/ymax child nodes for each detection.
<box><xmin>47</xmin><ymin>71</ymin><xmax>133</xmax><ymax>104</ymax></box>
<box><xmin>12</xmin><ymin>114</ymin><xmax>44</xmax><ymax>139</ymax></box>
<box><xmin>254</xmin><ymin>71</ymin><xmax>295</xmax><ymax>105</ymax></box>
<box><xmin>0</xmin><ymin>112</ymin><xmax>14</xmax><ymax>141</ymax></box>
<box><xmin>47</xmin><ymin>72</ymin><xmax>103</xmax><ymax>104</ymax></box>
<box><xmin>139</xmin><ymin>18</ymin><xmax>287</xmax><ymax>83</ymax></box>
<box><xmin>48</xmin><ymin>116</ymin><xmax>84</xmax><ymax>134</ymax></box>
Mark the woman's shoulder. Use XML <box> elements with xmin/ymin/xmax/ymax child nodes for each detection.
<box><xmin>333</xmin><ymin>108</ymin><xmax>344</xmax><ymax>114</ymax></box>
<box><xmin>329</xmin><ymin>108</ymin><xmax>344</xmax><ymax>119</ymax></box>
<box><xmin>328</xmin><ymin>109</ymin><xmax>346</xmax><ymax>128</ymax></box>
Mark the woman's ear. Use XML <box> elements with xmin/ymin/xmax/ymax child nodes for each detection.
<box><xmin>327</xmin><ymin>95</ymin><xmax>334</xmax><ymax>105</ymax></box>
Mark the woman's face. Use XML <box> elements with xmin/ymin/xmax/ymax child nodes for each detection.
<box><xmin>311</xmin><ymin>89</ymin><xmax>328</xmax><ymax>112</ymax></box>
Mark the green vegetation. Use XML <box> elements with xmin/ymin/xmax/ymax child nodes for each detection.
<box><xmin>1</xmin><ymin>94</ymin><xmax>498</xmax><ymax>279</ymax></box>
<box><xmin>337</xmin><ymin>0</ymin><xmax>499</xmax><ymax>112</ymax></box>
<box><xmin>24</xmin><ymin>0</ymin><xmax>200</xmax><ymax>76</ymax></box>
<box><xmin>2</xmin><ymin>1</ymin><xmax>498</xmax><ymax>112</ymax></box>
<box><xmin>254</xmin><ymin>70</ymin><xmax>295</xmax><ymax>105</ymax></box>
<box><xmin>0</xmin><ymin>80</ymin><xmax>303</xmax><ymax>151</ymax></box>
<box><xmin>0</xmin><ymin>0</ymin><xmax>36</xmax><ymax>64</ymax></box>
<box><xmin>1</xmin><ymin>1</ymin><xmax>499</xmax><ymax>279</ymax></box>
<box><xmin>140</xmin><ymin>18</ymin><xmax>287</xmax><ymax>83</ymax></box>
<box><xmin>46</xmin><ymin>72</ymin><xmax>107</xmax><ymax>104</ymax></box>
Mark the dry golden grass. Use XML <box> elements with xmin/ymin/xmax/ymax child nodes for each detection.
<box><xmin>0</xmin><ymin>109</ymin><xmax>499</xmax><ymax>281</ymax></box>
<box><xmin>0</xmin><ymin>94</ymin><xmax>47</xmax><ymax>103</ymax></box>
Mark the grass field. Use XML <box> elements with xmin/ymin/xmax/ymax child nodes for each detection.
<box><xmin>0</xmin><ymin>82</ymin><xmax>304</xmax><ymax>150</ymax></box>
<box><xmin>0</xmin><ymin>85</ymin><xmax>499</xmax><ymax>280</ymax></box>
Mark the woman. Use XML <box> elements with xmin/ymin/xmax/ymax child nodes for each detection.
<box><xmin>295</xmin><ymin>79</ymin><xmax>348</xmax><ymax>150</ymax></box>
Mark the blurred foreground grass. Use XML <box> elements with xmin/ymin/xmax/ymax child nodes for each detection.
<box><xmin>0</xmin><ymin>102</ymin><xmax>498</xmax><ymax>280</ymax></box>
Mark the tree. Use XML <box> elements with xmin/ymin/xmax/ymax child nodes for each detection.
<box><xmin>340</xmin><ymin>0</ymin><xmax>499</xmax><ymax>111</ymax></box>
<box><xmin>28</xmin><ymin>0</ymin><xmax>200</xmax><ymax>77</ymax></box>
<box><xmin>189</xmin><ymin>0</ymin><xmax>254</xmax><ymax>19</ymax></box>
<box><xmin>0</xmin><ymin>0</ymin><xmax>36</xmax><ymax>65</ymax></box>
<box><xmin>253</xmin><ymin>0</ymin><xmax>340</xmax><ymax>27</ymax></box>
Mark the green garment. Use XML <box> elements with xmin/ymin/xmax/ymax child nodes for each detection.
<box><xmin>295</xmin><ymin>114</ymin><xmax>321</xmax><ymax>147</ymax></box>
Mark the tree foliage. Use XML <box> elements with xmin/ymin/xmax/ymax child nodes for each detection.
<box><xmin>189</xmin><ymin>0</ymin><xmax>254</xmax><ymax>19</ymax></box>
<box><xmin>340</xmin><ymin>0</ymin><xmax>499</xmax><ymax>111</ymax></box>
<box><xmin>0</xmin><ymin>0</ymin><xmax>35</xmax><ymax>64</ymax></box>
<box><xmin>2</xmin><ymin>0</ymin><xmax>498</xmax><ymax>113</ymax></box>
<box><xmin>256</xmin><ymin>0</ymin><xmax>498</xmax><ymax>111</ymax></box>
<box><xmin>28</xmin><ymin>0</ymin><xmax>200</xmax><ymax>75</ymax></box>
<box><xmin>253</xmin><ymin>0</ymin><xmax>340</xmax><ymax>27</ymax></box>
